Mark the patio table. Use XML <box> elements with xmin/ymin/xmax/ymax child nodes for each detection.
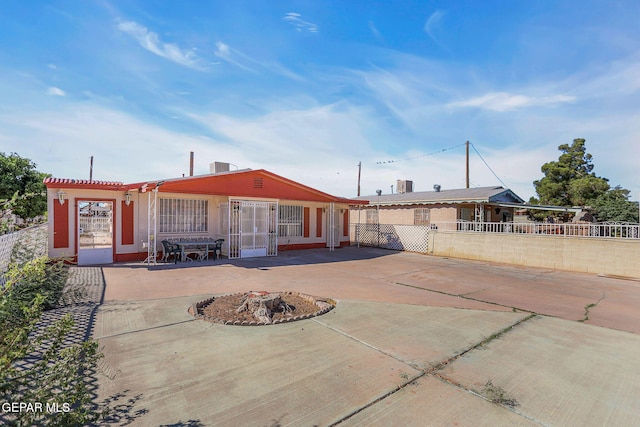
<box><xmin>175</xmin><ymin>240</ymin><xmax>219</xmax><ymax>261</ymax></box>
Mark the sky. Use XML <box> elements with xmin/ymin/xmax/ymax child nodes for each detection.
<box><xmin>1</xmin><ymin>0</ymin><xmax>639</xmax><ymax>202</ymax></box>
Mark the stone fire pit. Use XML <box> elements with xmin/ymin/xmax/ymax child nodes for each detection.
<box><xmin>189</xmin><ymin>291</ymin><xmax>336</xmax><ymax>325</ymax></box>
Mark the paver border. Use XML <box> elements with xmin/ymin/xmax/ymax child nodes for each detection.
<box><xmin>187</xmin><ymin>291</ymin><xmax>336</xmax><ymax>325</ymax></box>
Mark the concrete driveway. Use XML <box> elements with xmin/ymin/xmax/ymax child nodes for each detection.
<box><xmin>92</xmin><ymin>247</ymin><xmax>640</xmax><ymax>426</ymax></box>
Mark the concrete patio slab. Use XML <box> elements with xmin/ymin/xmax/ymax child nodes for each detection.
<box><xmin>342</xmin><ymin>376</ymin><xmax>537</xmax><ymax>427</ymax></box>
<box><xmin>102</xmin><ymin>252</ymin><xmax>509</xmax><ymax>313</ymax></box>
<box><xmin>94</xmin><ymin>296</ymin><xmax>529</xmax><ymax>426</ymax></box>
<box><xmin>316</xmin><ymin>300</ymin><xmax>529</xmax><ymax>369</ymax></box>
<box><xmin>93</xmin><ymin>295</ymin><xmax>209</xmax><ymax>338</ymax></box>
<box><xmin>90</xmin><ymin>247</ymin><xmax>640</xmax><ymax>425</ymax></box>
<box><xmin>586</xmin><ymin>277</ymin><xmax>640</xmax><ymax>333</ymax></box>
<box><xmin>438</xmin><ymin>316</ymin><xmax>640</xmax><ymax>426</ymax></box>
<box><xmin>96</xmin><ymin>304</ymin><xmax>425</xmax><ymax>426</ymax></box>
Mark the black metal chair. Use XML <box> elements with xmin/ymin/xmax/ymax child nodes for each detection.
<box><xmin>212</xmin><ymin>239</ymin><xmax>224</xmax><ymax>260</ymax></box>
<box><xmin>161</xmin><ymin>240</ymin><xmax>181</xmax><ymax>263</ymax></box>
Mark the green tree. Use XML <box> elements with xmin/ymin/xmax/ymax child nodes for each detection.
<box><xmin>0</xmin><ymin>152</ymin><xmax>49</xmax><ymax>220</ymax></box>
<box><xmin>592</xmin><ymin>186</ymin><xmax>639</xmax><ymax>223</ymax></box>
<box><xmin>531</xmin><ymin>138</ymin><xmax>638</xmax><ymax>223</ymax></box>
<box><xmin>567</xmin><ymin>176</ymin><xmax>611</xmax><ymax>207</ymax></box>
<box><xmin>532</xmin><ymin>138</ymin><xmax>609</xmax><ymax>207</ymax></box>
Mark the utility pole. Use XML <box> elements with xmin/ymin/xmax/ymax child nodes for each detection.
<box><xmin>357</xmin><ymin>161</ymin><xmax>362</xmax><ymax>196</ymax></box>
<box><xmin>465</xmin><ymin>141</ymin><xmax>470</xmax><ymax>189</ymax></box>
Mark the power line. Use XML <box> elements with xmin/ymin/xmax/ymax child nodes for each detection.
<box><xmin>374</xmin><ymin>140</ymin><xmax>512</xmax><ymax>190</ymax></box>
<box><xmin>469</xmin><ymin>142</ymin><xmax>509</xmax><ymax>189</ymax></box>
<box><xmin>375</xmin><ymin>143</ymin><xmax>467</xmax><ymax>164</ymax></box>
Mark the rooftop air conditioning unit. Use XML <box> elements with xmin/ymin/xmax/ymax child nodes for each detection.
<box><xmin>397</xmin><ymin>180</ymin><xmax>413</xmax><ymax>194</ymax></box>
<box><xmin>210</xmin><ymin>162</ymin><xmax>230</xmax><ymax>174</ymax></box>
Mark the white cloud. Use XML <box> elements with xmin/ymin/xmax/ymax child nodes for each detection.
<box><xmin>283</xmin><ymin>13</ymin><xmax>318</xmax><ymax>33</ymax></box>
<box><xmin>349</xmin><ymin>52</ymin><xmax>638</xmax><ymax>199</ymax></box>
<box><xmin>369</xmin><ymin>21</ymin><xmax>383</xmax><ymax>42</ymax></box>
<box><xmin>117</xmin><ymin>20</ymin><xmax>203</xmax><ymax>70</ymax></box>
<box><xmin>447</xmin><ymin>92</ymin><xmax>576</xmax><ymax>112</ymax></box>
<box><xmin>1</xmin><ymin>88</ymin><xmax>637</xmax><ymax>201</ymax></box>
<box><xmin>215</xmin><ymin>41</ymin><xmax>230</xmax><ymax>57</ymax></box>
<box><xmin>358</xmin><ymin>63</ymin><xmax>454</xmax><ymax>130</ymax></box>
<box><xmin>46</xmin><ymin>87</ymin><xmax>66</xmax><ymax>96</ymax></box>
<box><xmin>214</xmin><ymin>40</ymin><xmax>302</xmax><ymax>80</ymax></box>
<box><xmin>214</xmin><ymin>40</ymin><xmax>256</xmax><ymax>72</ymax></box>
<box><xmin>0</xmin><ymin>104</ymin><xmax>218</xmax><ymax>182</ymax></box>
<box><xmin>189</xmin><ymin>102</ymin><xmax>376</xmax><ymax>164</ymax></box>
<box><xmin>424</xmin><ymin>10</ymin><xmax>446</xmax><ymax>43</ymax></box>
<box><xmin>0</xmin><ymin>97</ymin><xmax>383</xmax><ymax>197</ymax></box>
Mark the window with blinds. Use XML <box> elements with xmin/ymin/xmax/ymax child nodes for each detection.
<box><xmin>159</xmin><ymin>199</ymin><xmax>208</xmax><ymax>233</ymax></box>
<box><xmin>278</xmin><ymin>205</ymin><xmax>303</xmax><ymax>237</ymax></box>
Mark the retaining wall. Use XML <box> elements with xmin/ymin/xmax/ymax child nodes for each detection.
<box><xmin>428</xmin><ymin>230</ymin><xmax>640</xmax><ymax>279</ymax></box>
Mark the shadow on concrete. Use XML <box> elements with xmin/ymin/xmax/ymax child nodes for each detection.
<box><xmin>30</xmin><ymin>267</ymin><xmax>150</xmax><ymax>425</ymax></box>
<box><xmin>97</xmin><ymin>389</ymin><xmax>149</xmax><ymax>426</ymax></box>
<box><xmin>159</xmin><ymin>420</ymin><xmax>206</xmax><ymax>427</ymax></box>
<box><xmin>113</xmin><ymin>246</ymin><xmax>398</xmax><ymax>271</ymax></box>
<box><xmin>65</xmin><ymin>268</ymin><xmax>151</xmax><ymax>425</ymax></box>
<box><xmin>1</xmin><ymin>265</ymin><xmax>151</xmax><ymax>425</ymax></box>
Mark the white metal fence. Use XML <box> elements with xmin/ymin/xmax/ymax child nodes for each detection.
<box><xmin>433</xmin><ymin>221</ymin><xmax>640</xmax><ymax>239</ymax></box>
<box><xmin>78</xmin><ymin>216</ymin><xmax>112</xmax><ymax>234</ymax></box>
<box><xmin>351</xmin><ymin>219</ymin><xmax>639</xmax><ymax>256</ymax></box>
<box><xmin>352</xmin><ymin>223</ymin><xmax>430</xmax><ymax>253</ymax></box>
<box><xmin>0</xmin><ymin>224</ymin><xmax>48</xmax><ymax>286</ymax></box>
<box><xmin>0</xmin><ymin>230</ymin><xmax>21</xmax><ymax>274</ymax></box>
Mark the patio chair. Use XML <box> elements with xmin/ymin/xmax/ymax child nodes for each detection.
<box><xmin>212</xmin><ymin>239</ymin><xmax>224</xmax><ymax>260</ymax></box>
<box><xmin>161</xmin><ymin>240</ymin><xmax>181</xmax><ymax>264</ymax></box>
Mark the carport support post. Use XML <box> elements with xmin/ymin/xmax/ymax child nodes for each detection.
<box><xmin>329</xmin><ymin>202</ymin><xmax>336</xmax><ymax>251</ymax></box>
<box><xmin>147</xmin><ymin>188</ymin><xmax>158</xmax><ymax>266</ymax></box>
<box><xmin>376</xmin><ymin>189</ymin><xmax>382</xmax><ymax>248</ymax></box>
<box><xmin>357</xmin><ymin>205</ymin><xmax>361</xmax><ymax>248</ymax></box>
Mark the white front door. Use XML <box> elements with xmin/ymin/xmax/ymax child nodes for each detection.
<box><xmin>240</xmin><ymin>202</ymin><xmax>269</xmax><ymax>258</ymax></box>
<box><xmin>77</xmin><ymin>201</ymin><xmax>113</xmax><ymax>265</ymax></box>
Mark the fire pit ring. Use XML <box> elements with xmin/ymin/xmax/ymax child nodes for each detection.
<box><xmin>188</xmin><ymin>291</ymin><xmax>336</xmax><ymax>326</ymax></box>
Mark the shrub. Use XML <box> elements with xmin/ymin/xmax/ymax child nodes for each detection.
<box><xmin>0</xmin><ymin>258</ymin><xmax>104</xmax><ymax>426</ymax></box>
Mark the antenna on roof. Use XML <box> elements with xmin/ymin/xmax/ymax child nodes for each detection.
<box><xmin>90</xmin><ymin>156</ymin><xmax>93</xmax><ymax>182</ymax></box>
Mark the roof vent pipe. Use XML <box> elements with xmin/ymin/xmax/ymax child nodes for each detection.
<box><xmin>433</xmin><ymin>184</ymin><xmax>441</xmax><ymax>192</ymax></box>
<box><xmin>189</xmin><ymin>151</ymin><xmax>194</xmax><ymax>176</ymax></box>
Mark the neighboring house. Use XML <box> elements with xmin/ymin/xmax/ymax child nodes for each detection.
<box><xmin>350</xmin><ymin>182</ymin><xmax>525</xmax><ymax>228</ymax></box>
<box><xmin>44</xmin><ymin>168</ymin><xmax>366</xmax><ymax>265</ymax></box>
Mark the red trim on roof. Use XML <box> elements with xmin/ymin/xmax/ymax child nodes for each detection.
<box><xmin>43</xmin><ymin>177</ymin><xmax>124</xmax><ymax>190</ymax></box>
<box><xmin>129</xmin><ymin>169</ymin><xmax>367</xmax><ymax>204</ymax></box>
<box><xmin>44</xmin><ymin>177</ymin><xmax>123</xmax><ymax>186</ymax></box>
<box><xmin>43</xmin><ymin>169</ymin><xmax>367</xmax><ymax>204</ymax></box>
